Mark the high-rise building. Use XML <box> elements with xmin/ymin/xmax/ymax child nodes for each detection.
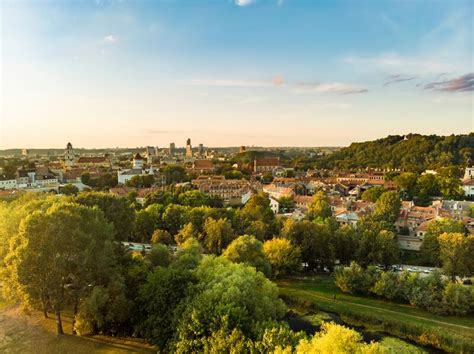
<box><xmin>198</xmin><ymin>143</ymin><xmax>204</xmax><ymax>155</ymax></box>
<box><xmin>169</xmin><ymin>142</ymin><xmax>176</xmax><ymax>156</ymax></box>
<box><xmin>186</xmin><ymin>138</ymin><xmax>193</xmax><ymax>158</ymax></box>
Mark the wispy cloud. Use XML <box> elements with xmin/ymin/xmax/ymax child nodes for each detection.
<box><xmin>103</xmin><ymin>34</ymin><xmax>119</xmax><ymax>44</ymax></box>
<box><xmin>383</xmin><ymin>74</ymin><xmax>416</xmax><ymax>86</ymax></box>
<box><xmin>343</xmin><ymin>53</ymin><xmax>447</xmax><ymax>75</ymax></box>
<box><xmin>235</xmin><ymin>0</ymin><xmax>256</xmax><ymax>6</ymax></box>
<box><xmin>424</xmin><ymin>73</ymin><xmax>474</xmax><ymax>92</ymax></box>
<box><xmin>182</xmin><ymin>76</ymin><xmax>367</xmax><ymax>95</ymax></box>
<box><xmin>294</xmin><ymin>82</ymin><xmax>368</xmax><ymax>95</ymax></box>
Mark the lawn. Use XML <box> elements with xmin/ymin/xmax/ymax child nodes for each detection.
<box><xmin>278</xmin><ymin>276</ymin><xmax>474</xmax><ymax>351</ymax></box>
<box><xmin>0</xmin><ymin>303</ymin><xmax>155</xmax><ymax>354</ymax></box>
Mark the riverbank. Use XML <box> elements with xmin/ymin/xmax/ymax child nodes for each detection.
<box><xmin>278</xmin><ymin>276</ymin><xmax>474</xmax><ymax>353</ymax></box>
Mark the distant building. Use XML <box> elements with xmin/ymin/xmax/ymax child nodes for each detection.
<box><xmin>186</xmin><ymin>138</ymin><xmax>193</xmax><ymax>158</ymax></box>
<box><xmin>198</xmin><ymin>143</ymin><xmax>204</xmax><ymax>155</ymax></box>
<box><xmin>76</xmin><ymin>156</ymin><xmax>110</xmax><ymax>168</ymax></box>
<box><xmin>21</xmin><ymin>149</ymin><xmax>29</xmax><ymax>157</ymax></box>
<box><xmin>144</xmin><ymin>146</ymin><xmax>156</xmax><ymax>164</ymax></box>
<box><xmin>239</xmin><ymin>146</ymin><xmax>246</xmax><ymax>153</ymax></box>
<box><xmin>132</xmin><ymin>153</ymin><xmax>144</xmax><ymax>169</ymax></box>
<box><xmin>191</xmin><ymin>159</ymin><xmax>215</xmax><ymax>173</ymax></box>
<box><xmin>64</xmin><ymin>142</ymin><xmax>76</xmax><ymax>169</ymax></box>
<box><xmin>254</xmin><ymin>157</ymin><xmax>280</xmax><ymax>173</ymax></box>
<box><xmin>169</xmin><ymin>142</ymin><xmax>176</xmax><ymax>156</ymax></box>
<box><xmin>463</xmin><ymin>166</ymin><xmax>474</xmax><ymax>197</ymax></box>
<box><xmin>192</xmin><ymin>176</ymin><xmax>252</xmax><ymax>205</ymax></box>
<box><xmin>0</xmin><ymin>175</ymin><xmax>18</xmax><ymax>190</ymax></box>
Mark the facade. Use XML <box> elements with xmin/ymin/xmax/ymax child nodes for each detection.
<box><xmin>192</xmin><ymin>176</ymin><xmax>252</xmax><ymax>205</ymax></box>
<box><xmin>0</xmin><ymin>176</ymin><xmax>18</xmax><ymax>190</ymax></box>
<box><xmin>191</xmin><ymin>159</ymin><xmax>215</xmax><ymax>173</ymax></box>
<box><xmin>253</xmin><ymin>157</ymin><xmax>280</xmax><ymax>173</ymax></box>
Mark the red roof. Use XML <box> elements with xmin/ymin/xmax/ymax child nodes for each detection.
<box><xmin>77</xmin><ymin>156</ymin><xmax>107</xmax><ymax>163</ymax></box>
<box><xmin>255</xmin><ymin>157</ymin><xmax>280</xmax><ymax>167</ymax></box>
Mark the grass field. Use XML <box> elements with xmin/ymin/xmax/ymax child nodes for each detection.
<box><xmin>0</xmin><ymin>299</ymin><xmax>155</xmax><ymax>354</ymax></box>
<box><xmin>278</xmin><ymin>276</ymin><xmax>474</xmax><ymax>352</ymax></box>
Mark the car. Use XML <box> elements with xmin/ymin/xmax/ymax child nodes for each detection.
<box><xmin>463</xmin><ymin>279</ymin><xmax>473</xmax><ymax>286</ymax></box>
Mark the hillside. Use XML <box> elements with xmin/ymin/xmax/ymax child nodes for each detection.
<box><xmin>315</xmin><ymin>133</ymin><xmax>474</xmax><ymax>171</ymax></box>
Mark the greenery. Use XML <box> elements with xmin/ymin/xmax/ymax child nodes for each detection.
<box><xmin>314</xmin><ymin>133</ymin><xmax>474</xmax><ymax>172</ymax></box>
<box><xmin>278</xmin><ymin>276</ymin><xmax>474</xmax><ymax>353</ymax></box>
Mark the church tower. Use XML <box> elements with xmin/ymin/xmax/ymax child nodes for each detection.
<box><xmin>186</xmin><ymin>138</ymin><xmax>193</xmax><ymax>158</ymax></box>
<box><xmin>133</xmin><ymin>153</ymin><xmax>144</xmax><ymax>169</ymax></box>
<box><xmin>64</xmin><ymin>142</ymin><xmax>76</xmax><ymax>169</ymax></box>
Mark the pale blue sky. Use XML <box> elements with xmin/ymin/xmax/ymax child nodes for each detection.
<box><xmin>1</xmin><ymin>0</ymin><xmax>473</xmax><ymax>148</ymax></box>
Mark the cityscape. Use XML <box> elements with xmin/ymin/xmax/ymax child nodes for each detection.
<box><xmin>1</xmin><ymin>0</ymin><xmax>473</xmax><ymax>353</ymax></box>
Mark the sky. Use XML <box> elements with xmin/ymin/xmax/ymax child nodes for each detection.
<box><xmin>0</xmin><ymin>0</ymin><xmax>473</xmax><ymax>149</ymax></box>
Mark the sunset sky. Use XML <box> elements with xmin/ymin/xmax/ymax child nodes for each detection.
<box><xmin>1</xmin><ymin>0</ymin><xmax>473</xmax><ymax>149</ymax></box>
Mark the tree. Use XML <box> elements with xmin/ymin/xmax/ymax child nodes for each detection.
<box><xmin>138</xmin><ymin>267</ymin><xmax>196</xmax><ymax>350</ymax></box>
<box><xmin>263</xmin><ymin>238</ymin><xmax>301</xmax><ymax>278</ymax></box>
<box><xmin>175</xmin><ymin>223</ymin><xmax>200</xmax><ymax>247</ymax></box>
<box><xmin>332</xmin><ymin>225</ymin><xmax>358</xmax><ymax>265</ymax></box>
<box><xmin>126</xmin><ymin>175</ymin><xmax>155</xmax><ymax>188</ymax></box>
<box><xmin>372</xmin><ymin>191</ymin><xmax>401</xmax><ymax>223</ymax></box>
<box><xmin>75</xmin><ymin>191</ymin><xmax>135</xmax><ymax>240</ymax></box>
<box><xmin>296</xmin><ymin>322</ymin><xmax>383</xmax><ymax>353</ymax></box>
<box><xmin>222</xmin><ymin>235</ymin><xmax>271</xmax><ymax>276</ymax></box>
<box><xmin>420</xmin><ymin>218</ymin><xmax>466</xmax><ymax>266</ymax></box>
<box><xmin>334</xmin><ymin>262</ymin><xmax>379</xmax><ymax>295</ymax></box>
<box><xmin>5</xmin><ymin>202</ymin><xmax>116</xmax><ymax>335</ymax></box>
<box><xmin>60</xmin><ymin>184</ymin><xmax>79</xmax><ymax>195</ymax></box>
<box><xmin>133</xmin><ymin>204</ymin><xmax>164</xmax><ymax>243</ymax></box>
<box><xmin>438</xmin><ymin>233</ymin><xmax>474</xmax><ymax>281</ymax></box>
<box><xmin>172</xmin><ymin>257</ymin><xmax>286</xmax><ymax>352</ymax></box>
<box><xmin>361</xmin><ymin>186</ymin><xmax>386</xmax><ymax>202</ymax></box>
<box><xmin>281</xmin><ymin>219</ymin><xmax>334</xmax><ymax>270</ymax></box>
<box><xmin>394</xmin><ymin>172</ymin><xmax>418</xmax><ymax>199</ymax></box>
<box><xmin>162</xmin><ymin>204</ymin><xmax>189</xmax><ymax>235</ymax></box>
<box><xmin>162</xmin><ymin>165</ymin><xmax>187</xmax><ymax>184</ymax></box>
<box><xmin>441</xmin><ymin>282</ymin><xmax>474</xmax><ymax>315</ymax></box>
<box><xmin>278</xmin><ymin>196</ymin><xmax>295</xmax><ymax>213</ymax></box>
<box><xmin>307</xmin><ymin>191</ymin><xmax>332</xmax><ymax>219</ymax></box>
<box><xmin>356</xmin><ymin>218</ymin><xmax>399</xmax><ymax>267</ymax></box>
<box><xmin>151</xmin><ymin>229</ymin><xmax>174</xmax><ymax>245</ymax></box>
<box><xmin>202</xmin><ymin>218</ymin><xmax>235</xmax><ymax>254</ymax></box>
<box><xmin>146</xmin><ymin>244</ymin><xmax>172</xmax><ymax>267</ymax></box>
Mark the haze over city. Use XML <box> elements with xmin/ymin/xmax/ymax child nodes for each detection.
<box><xmin>1</xmin><ymin>0</ymin><xmax>473</xmax><ymax>149</ymax></box>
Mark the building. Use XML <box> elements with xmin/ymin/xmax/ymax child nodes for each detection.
<box><xmin>269</xmin><ymin>197</ymin><xmax>280</xmax><ymax>214</ymax></box>
<box><xmin>76</xmin><ymin>156</ymin><xmax>111</xmax><ymax>168</ymax></box>
<box><xmin>133</xmin><ymin>153</ymin><xmax>144</xmax><ymax>169</ymax></box>
<box><xmin>117</xmin><ymin>153</ymin><xmax>155</xmax><ymax>185</ymax></box>
<box><xmin>239</xmin><ymin>146</ymin><xmax>247</xmax><ymax>153</ymax></box>
<box><xmin>169</xmin><ymin>142</ymin><xmax>176</xmax><ymax>156</ymax></box>
<box><xmin>253</xmin><ymin>157</ymin><xmax>280</xmax><ymax>173</ymax></box>
<box><xmin>198</xmin><ymin>144</ymin><xmax>204</xmax><ymax>156</ymax></box>
<box><xmin>192</xmin><ymin>176</ymin><xmax>252</xmax><ymax>205</ymax></box>
<box><xmin>462</xmin><ymin>167</ymin><xmax>474</xmax><ymax>197</ymax></box>
<box><xmin>144</xmin><ymin>146</ymin><xmax>156</xmax><ymax>164</ymax></box>
<box><xmin>64</xmin><ymin>142</ymin><xmax>76</xmax><ymax>169</ymax></box>
<box><xmin>0</xmin><ymin>175</ymin><xmax>18</xmax><ymax>190</ymax></box>
<box><xmin>191</xmin><ymin>159</ymin><xmax>215</xmax><ymax>173</ymax></box>
<box><xmin>262</xmin><ymin>184</ymin><xmax>294</xmax><ymax>200</ymax></box>
<box><xmin>186</xmin><ymin>138</ymin><xmax>193</xmax><ymax>158</ymax></box>
<box><xmin>21</xmin><ymin>149</ymin><xmax>29</xmax><ymax>157</ymax></box>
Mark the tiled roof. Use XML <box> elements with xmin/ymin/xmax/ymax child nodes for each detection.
<box><xmin>77</xmin><ymin>156</ymin><xmax>108</xmax><ymax>163</ymax></box>
<box><xmin>255</xmin><ymin>157</ymin><xmax>280</xmax><ymax>167</ymax></box>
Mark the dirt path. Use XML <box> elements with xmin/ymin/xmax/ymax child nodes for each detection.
<box><xmin>0</xmin><ymin>305</ymin><xmax>154</xmax><ymax>353</ymax></box>
<box><xmin>296</xmin><ymin>289</ymin><xmax>474</xmax><ymax>331</ymax></box>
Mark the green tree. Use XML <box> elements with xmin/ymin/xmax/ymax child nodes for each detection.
<box><xmin>138</xmin><ymin>267</ymin><xmax>196</xmax><ymax>350</ymax></box>
<box><xmin>5</xmin><ymin>202</ymin><xmax>116</xmax><ymax>335</ymax></box>
<box><xmin>146</xmin><ymin>244</ymin><xmax>172</xmax><ymax>267</ymax></box>
<box><xmin>334</xmin><ymin>262</ymin><xmax>379</xmax><ymax>295</ymax></box>
<box><xmin>438</xmin><ymin>233</ymin><xmax>474</xmax><ymax>281</ymax></box>
<box><xmin>361</xmin><ymin>186</ymin><xmax>386</xmax><ymax>202</ymax></box>
<box><xmin>263</xmin><ymin>238</ymin><xmax>301</xmax><ymax>278</ymax></box>
<box><xmin>394</xmin><ymin>172</ymin><xmax>418</xmax><ymax>199</ymax></box>
<box><xmin>133</xmin><ymin>204</ymin><xmax>164</xmax><ymax>242</ymax></box>
<box><xmin>162</xmin><ymin>204</ymin><xmax>189</xmax><ymax>235</ymax></box>
<box><xmin>307</xmin><ymin>191</ymin><xmax>332</xmax><ymax>219</ymax></box>
<box><xmin>202</xmin><ymin>218</ymin><xmax>235</xmax><ymax>254</ymax></box>
<box><xmin>332</xmin><ymin>225</ymin><xmax>358</xmax><ymax>265</ymax></box>
<box><xmin>420</xmin><ymin>218</ymin><xmax>466</xmax><ymax>266</ymax></box>
<box><xmin>173</xmin><ymin>257</ymin><xmax>286</xmax><ymax>352</ymax></box>
<box><xmin>441</xmin><ymin>282</ymin><xmax>474</xmax><ymax>315</ymax></box>
<box><xmin>60</xmin><ymin>184</ymin><xmax>79</xmax><ymax>195</ymax></box>
<box><xmin>222</xmin><ymin>235</ymin><xmax>271</xmax><ymax>276</ymax></box>
<box><xmin>75</xmin><ymin>191</ymin><xmax>135</xmax><ymax>240</ymax></box>
<box><xmin>372</xmin><ymin>191</ymin><xmax>401</xmax><ymax>223</ymax></box>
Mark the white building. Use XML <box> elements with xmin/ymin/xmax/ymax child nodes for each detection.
<box><xmin>269</xmin><ymin>197</ymin><xmax>280</xmax><ymax>214</ymax></box>
<box><xmin>117</xmin><ymin>154</ymin><xmax>155</xmax><ymax>185</ymax></box>
<box><xmin>64</xmin><ymin>142</ymin><xmax>76</xmax><ymax>169</ymax></box>
<box><xmin>462</xmin><ymin>166</ymin><xmax>474</xmax><ymax>197</ymax></box>
<box><xmin>0</xmin><ymin>177</ymin><xmax>18</xmax><ymax>190</ymax></box>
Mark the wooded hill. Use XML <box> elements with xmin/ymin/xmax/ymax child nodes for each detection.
<box><xmin>315</xmin><ymin>133</ymin><xmax>474</xmax><ymax>172</ymax></box>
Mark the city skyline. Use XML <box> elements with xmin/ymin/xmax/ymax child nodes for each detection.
<box><xmin>1</xmin><ymin>0</ymin><xmax>473</xmax><ymax>149</ymax></box>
